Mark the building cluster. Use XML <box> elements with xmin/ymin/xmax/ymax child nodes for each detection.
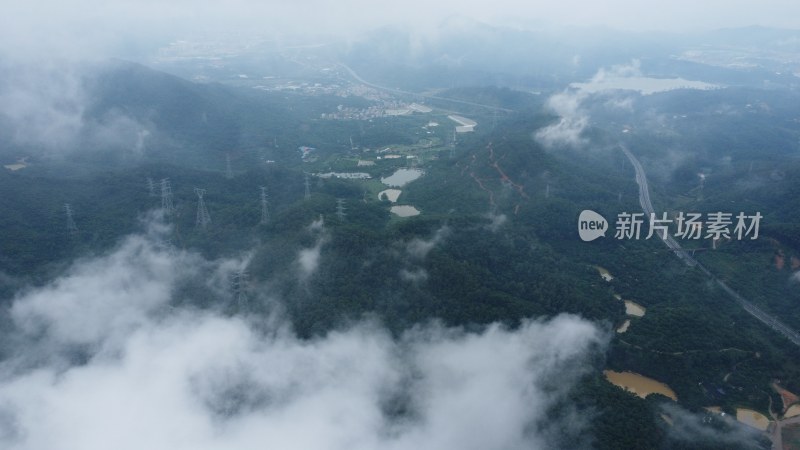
<box><xmin>321</xmin><ymin>101</ymin><xmax>425</xmax><ymax>121</ymax></box>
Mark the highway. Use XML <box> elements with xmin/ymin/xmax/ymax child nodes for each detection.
<box><xmin>620</xmin><ymin>145</ymin><xmax>800</xmax><ymax>347</ymax></box>
<box><xmin>337</xmin><ymin>63</ymin><xmax>515</xmax><ymax>113</ymax></box>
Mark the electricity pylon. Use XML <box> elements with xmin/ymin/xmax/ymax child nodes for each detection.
<box><xmin>161</xmin><ymin>178</ymin><xmax>174</xmax><ymax>216</ymax></box>
<box><xmin>336</xmin><ymin>198</ymin><xmax>346</xmax><ymax>221</ymax></box>
<box><xmin>259</xmin><ymin>186</ymin><xmax>270</xmax><ymax>225</ymax></box>
<box><xmin>64</xmin><ymin>203</ymin><xmax>78</xmax><ymax>235</ymax></box>
<box><xmin>225</xmin><ymin>153</ymin><xmax>233</xmax><ymax>179</ymax></box>
<box><xmin>194</xmin><ymin>188</ymin><xmax>211</xmax><ymax>229</ymax></box>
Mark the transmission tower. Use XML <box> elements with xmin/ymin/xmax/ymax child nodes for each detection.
<box><xmin>64</xmin><ymin>203</ymin><xmax>78</xmax><ymax>235</ymax></box>
<box><xmin>304</xmin><ymin>173</ymin><xmax>311</xmax><ymax>200</ymax></box>
<box><xmin>225</xmin><ymin>153</ymin><xmax>233</xmax><ymax>179</ymax></box>
<box><xmin>194</xmin><ymin>188</ymin><xmax>211</xmax><ymax>229</ymax></box>
<box><xmin>545</xmin><ymin>183</ymin><xmax>550</xmax><ymax>199</ymax></box>
<box><xmin>259</xmin><ymin>186</ymin><xmax>271</xmax><ymax>225</ymax></box>
<box><xmin>146</xmin><ymin>177</ymin><xmax>156</xmax><ymax>197</ymax></box>
<box><xmin>231</xmin><ymin>269</ymin><xmax>249</xmax><ymax>312</ymax></box>
<box><xmin>160</xmin><ymin>178</ymin><xmax>174</xmax><ymax>216</ymax></box>
<box><xmin>335</xmin><ymin>198</ymin><xmax>347</xmax><ymax>221</ymax></box>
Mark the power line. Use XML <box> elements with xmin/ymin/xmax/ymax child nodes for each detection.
<box><xmin>335</xmin><ymin>198</ymin><xmax>347</xmax><ymax>221</ymax></box>
<box><xmin>304</xmin><ymin>173</ymin><xmax>311</xmax><ymax>200</ymax></box>
<box><xmin>146</xmin><ymin>177</ymin><xmax>156</xmax><ymax>197</ymax></box>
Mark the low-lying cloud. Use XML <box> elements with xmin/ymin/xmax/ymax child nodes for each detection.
<box><xmin>405</xmin><ymin>226</ymin><xmax>449</xmax><ymax>260</ymax></box>
<box><xmin>295</xmin><ymin>217</ymin><xmax>328</xmax><ymax>281</ymax></box>
<box><xmin>0</xmin><ymin>215</ymin><xmax>609</xmax><ymax>450</ymax></box>
<box><xmin>534</xmin><ymin>60</ymin><xmax>640</xmax><ymax>149</ymax></box>
<box><xmin>659</xmin><ymin>404</ymin><xmax>765</xmax><ymax>449</ymax></box>
<box><xmin>534</xmin><ymin>89</ymin><xmax>590</xmax><ymax>149</ymax></box>
<box><xmin>0</xmin><ymin>61</ymin><xmax>151</xmax><ymax>156</ymax></box>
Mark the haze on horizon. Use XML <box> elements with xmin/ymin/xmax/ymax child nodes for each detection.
<box><xmin>2</xmin><ymin>0</ymin><xmax>800</xmax><ymax>60</ymax></box>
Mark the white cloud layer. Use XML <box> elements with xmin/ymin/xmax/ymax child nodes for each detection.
<box><xmin>0</xmin><ymin>217</ymin><xmax>608</xmax><ymax>450</ymax></box>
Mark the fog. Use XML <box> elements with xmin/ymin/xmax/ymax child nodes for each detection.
<box><xmin>2</xmin><ymin>0</ymin><xmax>800</xmax><ymax>62</ymax></box>
<box><xmin>0</xmin><ymin>214</ymin><xmax>609</xmax><ymax>449</ymax></box>
<box><xmin>0</xmin><ymin>61</ymin><xmax>151</xmax><ymax>154</ymax></box>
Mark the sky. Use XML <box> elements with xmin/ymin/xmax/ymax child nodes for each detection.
<box><xmin>2</xmin><ymin>0</ymin><xmax>800</xmax><ymax>61</ymax></box>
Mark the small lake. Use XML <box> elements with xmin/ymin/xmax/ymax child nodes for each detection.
<box><xmin>604</xmin><ymin>370</ymin><xmax>677</xmax><ymax>401</ymax></box>
<box><xmin>381</xmin><ymin>168</ymin><xmax>423</xmax><ymax>187</ymax></box>
<box><xmin>390</xmin><ymin>205</ymin><xmax>420</xmax><ymax>217</ymax></box>
<box><xmin>785</xmin><ymin>404</ymin><xmax>800</xmax><ymax>418</ymax></box>
<box><xmin>596</xmin><ymin>266</ymin><xmax>614</xmax><ymax>282</ymax></box>
<box><xmin>624</xmin><ymin>301</ymin><xmax>646</xmax><ymax>317</ymax></box>
<box><xmin>378</xmin><ymin>189</ymin><xmax>402</xmax><ymax>203</ymax></box>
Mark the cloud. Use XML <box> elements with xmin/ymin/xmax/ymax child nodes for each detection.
<box><xmin>297</xmin><ymin>244</ymin><xmax>323</xmax><ymax>280</ymax></box>
<box><xmin>534</xmin><ymin>60</ymin><xmax>641</xmax><ymax>149</ymax></box>
<box><xmin>9</xmin><ymin>213</ymin><xmax>198</xmax><ymax>352</ymax></box>
<box><xmin>534</xmin><ymin>89</ymin><xmax>590</xmax><ymax>149</ymax></box>
<box><xmin>400</xmin><ymin>268</ymin><xmax>428</xmax><ymax>284</ymax></box>
<box><xmin>0</xmin><ymin>215</ymin><xmax>609</xmax><ymax>450</ymax></box>
<box><xmin>0</xmin><ymin>61</ymin><xmax>152</xmax><ymax>155</ymax></box>
<box><xmin>0</xmin><ymin>62</ymin><xmax>85</xmax><ymax>150</ymax></box>
<box><xmin>590</xmin><ymin>59</ymin><xmax>643</xmax><ymax>83</ymax></box>
<box><xmin>485</xmin><ymin>212</ymin><xmax>508</xmax><ymax>232</ymax></box>
<box><xmin>405</xmin><ymin>226</ymin><xmax>449</xmax><ymax>260</ymax></box>
<box><xmin>659</xmin><ymin>404</ymin><xmax>765</xmax><ymax>449</ymax></box>
<box><xmin>296</xmin><ymin>217</ymin><xmax>328</xmax><ymax>280</ymax></box>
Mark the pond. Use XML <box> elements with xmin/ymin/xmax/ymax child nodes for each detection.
<box><xmin>735</xmin><ymin>408</ymin><xmax>770</xmax><ymax>431</ymax></box>
<box><xmin>785</xmin><ymin>404</ymin><xmax>800</xmax><ymax>418</ymax></box>
<box><xmin>390</xmin><ymin>205</ymin><xmax>420</xmax><ymax>217</ymax></box>
<box><xmin>596</xmin><ymin>266</ymin><xmax>614</xmax><ymax>282</ymax></box>
<box><xmin>378</xmin><ymin>189</ymin><xmax>402</xmax><ymax>203</ymax></box>
<box><xmin>603</xmin><ymin>370</ymin><xmax>677</xmax><ymax>401</ymax></box>
<box><xmin>381</xmin><ymin>168</ymin><xmax>424</xmax><ymax>187</ymax></box>
<box><xmin>624</xmin><ymin>300</ymin><xmax>646</xmax><ymax>317</ymax></box>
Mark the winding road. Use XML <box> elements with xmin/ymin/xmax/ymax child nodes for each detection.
<box><xmin>620</xmin><ymin>144</ymin><xmax>800</xmax><ymax>348</ymax></box>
